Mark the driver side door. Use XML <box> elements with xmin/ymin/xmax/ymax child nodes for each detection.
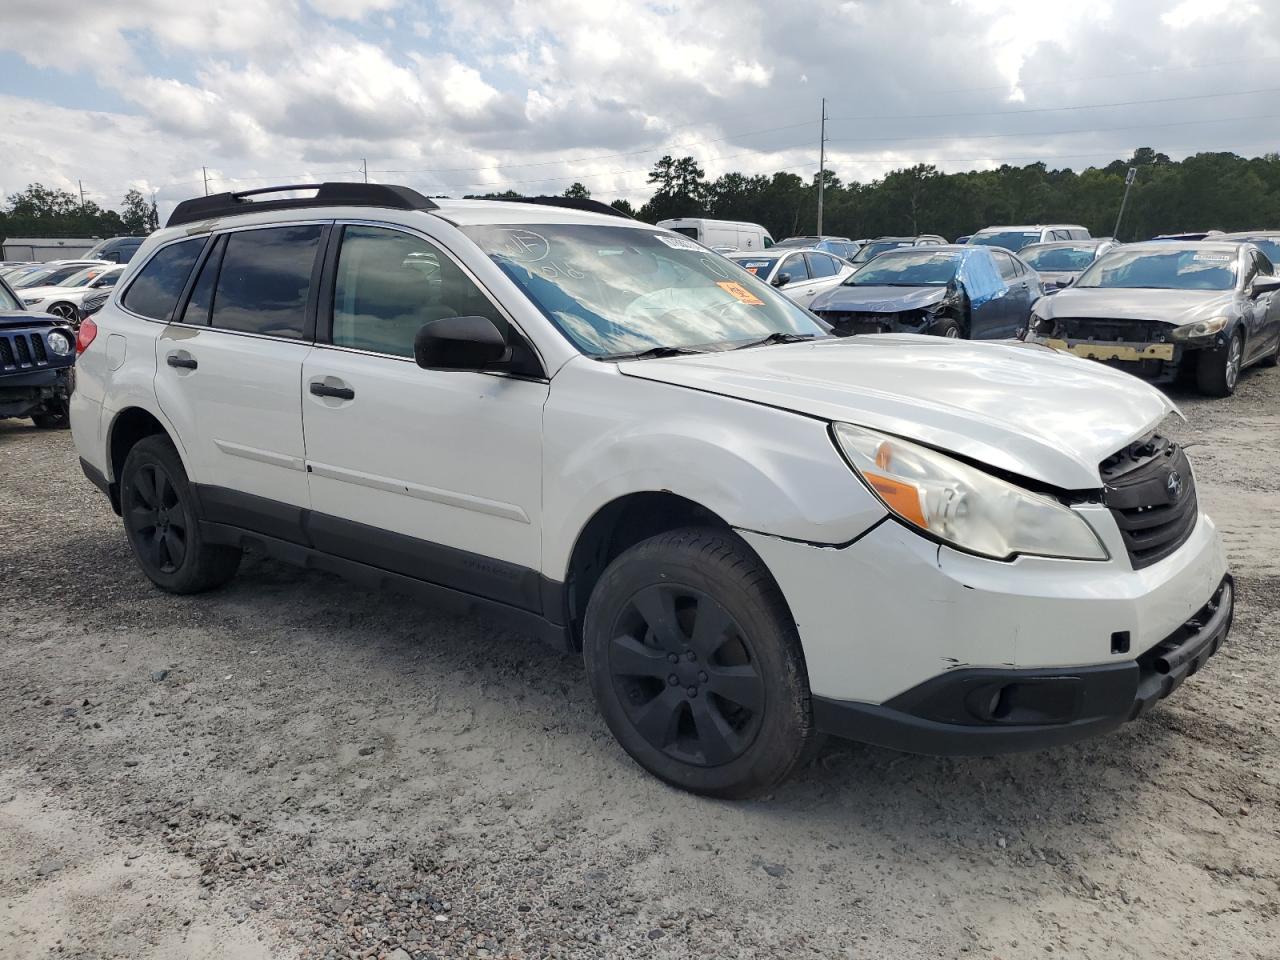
<box><xmin>300</xmin><ymin>222</ymin><xmax>549</xmax><ymax>609</ymax></box>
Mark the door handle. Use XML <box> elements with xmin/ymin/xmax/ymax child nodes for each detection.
<box><xmin>310</xmin><ymin>381</ymin><xmax>355</xmax><ymax>400</ymax></box>
<box><xmin>166</xmin><ymin>353</ymin><xmax>197</xmax><ymax>370</ymax></box>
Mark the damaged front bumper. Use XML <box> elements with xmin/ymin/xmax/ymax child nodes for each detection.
<box><xmin>813</xmin><ymin>576</ymin><xmax>1232</xmax><ymax>755</ymax></box>
<box><xmin>738</xmin><ymin>503</ymin><xmax>1230</xmax><ymax>756</ymax></box>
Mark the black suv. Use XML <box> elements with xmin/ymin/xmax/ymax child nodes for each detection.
<box><xmin>0</xmin><ymin>274</ymin><xmax>76</xmax><ymax>428</ymax></box>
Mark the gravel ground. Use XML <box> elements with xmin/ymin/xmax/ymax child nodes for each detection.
<box><xmin>1</xmin><ymin>362</ymin><xmax>1278</xmax><ymax>959</ymax></box>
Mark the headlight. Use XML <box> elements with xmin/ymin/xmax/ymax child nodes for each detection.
<box><xmin>1170</xmin><ymin>316</ymin><xmax>1229</xmax><ymax>340</ymax></box>
<box><xmin>22</xmin><ymin>297</ymin><xmax>45</xmax><ymax>307</ymax></box>
<box><xmin>833</xmin><ymin>423</ymin><xmax>1108</xmax><ymax>561</ymax></box>
<box><xmin>46</xmin><ymin>331</ymin><xmax>72</xmax><ymax>356</ymax></box>
<box><xmin>1026</xmin><ymin>310</ymin><xmax>1052</xmax><ymax>336</ymax></box>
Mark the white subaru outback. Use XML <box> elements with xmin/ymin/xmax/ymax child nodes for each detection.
<box><xmin>71</xmin><ymin>183</ymin><xmax>1232</xmax><ymax>798</ymax></box>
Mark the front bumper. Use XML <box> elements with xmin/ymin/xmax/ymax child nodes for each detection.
<box><xmin>812</xmin><ymin>576</ymin><xmax>1232</xmax><ymax>755</ymax></box>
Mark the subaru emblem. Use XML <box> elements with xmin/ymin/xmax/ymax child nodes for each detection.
<box><xmin>1166</xmin><ymin>471</ymin><xmax>1183</xmax><ymax>500</ymax></box>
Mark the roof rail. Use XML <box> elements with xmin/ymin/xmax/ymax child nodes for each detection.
<box><xmin>470</xmin><ymin>195</ymin><xmax>634</xmax><ymax>220</ymax></box>
<box><xmin>166</xmin><ymin>182</ymin><xmax>439</xmax><ymax>228</ymax></box>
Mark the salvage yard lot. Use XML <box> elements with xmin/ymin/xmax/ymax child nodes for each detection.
<box><xmin>1</xmin><ymin>367</ymin><xmax>1278</xmax><ymax>960</ymax></box>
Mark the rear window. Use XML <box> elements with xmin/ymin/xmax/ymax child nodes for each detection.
<box><xmin>209</xmin><ymin>226</ymin><xmax>322</xmax><ymax>338</ymax></box>
<box><xmin>733</xmin><ymin>258</ymin><xmax>778</xmax><ymax>277</ymax></box>
<box><xmin>1020</xmin><ymin>245</ymin><xmax>1100</xmax><ymax>271</ymax></box>
<box><xmin>969</xmin><ymin>231</ymin><xmax>1042</xmax><ymax>251</ymax></box>
<box><xmin>670</xmin><ymin>227</ymin><xmax>699</xmax><ymax>239</ymax></box>
<box><xmin>122</xmin><ymin>239</ymin><xmax>205</xmax><ymax>320</ymax></box>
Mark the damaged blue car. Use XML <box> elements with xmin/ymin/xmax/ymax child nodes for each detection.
<box><xmin>808</xmin><ymin>244</ymin><xmax>1040</xmax><ymax>340</ymax></box>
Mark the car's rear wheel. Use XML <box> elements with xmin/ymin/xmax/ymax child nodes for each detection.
<box><xmin>582</xmin><ymin>527</ymin><xmax>816</xmax><ymax>798</ymax></box>
<box><xmin>1196</xmin><ymin>329</ymin><xmax>1243</xmax><ymax>397</ymax></box>
<box><xmin>120</xmin><ymin>435</ymin><xmax>242</xmax><ymax>594</ymax></box>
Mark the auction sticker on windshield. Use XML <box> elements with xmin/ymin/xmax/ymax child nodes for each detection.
<box><xmin>716</xmin><ymin>281</ymin><xmax>764</xmax><ymax>305</ymax></box>
<box><xmin>654</xmin><ymin>234</ymin><xmax>704</xmax><ymax>252</ymax></box>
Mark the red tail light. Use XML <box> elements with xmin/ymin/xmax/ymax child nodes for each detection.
<box><xmin>76</xmin><ymin>316</ymin><xmax>98</xmax><ymax>354</ymax></box>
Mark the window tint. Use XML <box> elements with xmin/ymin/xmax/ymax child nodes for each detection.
<box><xmin>330</xmin><ymin>225</ymin><xmax>507</xmax><ymax>358</ymax></box>
<box><xmin>210</xmin><ymin>225</ymin><xmax>321</xmax><ymax>338</ymax></box>
<box><xmin>122</xmin><ymin>238</ymin><xmax>205</xmax><ymax>320</ymax></box>
<box><xmin>1255</xmin><ymin>251</ymin><xmax>1275</xmax><ymax>276</ymax></box>
<box><xmin>0</xmin><ymin>281</ymin><xmax>19</xmax><ymax>311</ymax></box>
<box><xmin>992</xmin><ymin>250</ymin><xmax>1019</xmax><ymax>281</ymax></box>
<box><xmin>95</xmin><ymin>272</ymin><xmax>121</xmax><ymax>288</ymax></box>
<box><xmin>806</xmin><ymin>253</ymin><xmax>837</xmax><ymax>278</ymax></box>
<box><xmin>180</xmin><ymin>236</ymin><xmax>225</xmax><ymax>326</ymax></box>
<box><xmin>779</xmin><ymin>255</ymin><xmax>809</xmax><ymax>283</ymax></box>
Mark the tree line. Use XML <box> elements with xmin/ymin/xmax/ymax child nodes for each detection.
<box><xmin>7</xmin><ymin>146</ymin><xmax>1279</xmax><ymax>249</ymax></box>
<box><xmin>0</xmin><ymin>184</ymin><xmax>158</xmax><ymax>247</ymax></box>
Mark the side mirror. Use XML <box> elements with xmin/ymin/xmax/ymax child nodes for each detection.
<box><xmin>1250</xmin><ymin>275</ymin><xmax>1280</xmax><ymax>297</ymax></box>
<box><xmin>772</xmin><ymin>272</ymin><xmax>791</xmax><ymax>287</ymax></box>
<box><xmin>414</xmin><ymin>315</ymin><xmax>509</xmax><ymax>371</ymax></box>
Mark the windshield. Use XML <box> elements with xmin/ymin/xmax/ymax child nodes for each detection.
<box><xmin>1076</xmin><ymin>249</ymin><xmax>1238</xmax><ymax>290</ymax></box>
<box><xmin>16</xmin><ymin>264</ymin><xmax>95</xmax><ymax>288</ymax></box>
<box><xmin>0</xmin><ymin>283</ymin><xmax>20</xmax><ymax>311</ymax></box>
<box><xmin>57</xmin><ymin>266</ymin><xmax>108</xmax><ymax>287</ymax></box>
<box><xmin>730</xmin><ymin>257</ymin><xmax>779</xmax><ymax>278</ymax></box>
<box><xmin>463</xmin><ymin>223</ymin><xmax>825</xmax><ymax>356</ymax></box>
<box><xmin>846</xmin><ymin>250</ymin><xmax>960</xmax><ymax>286</ymax></box>
<box><xmin>968</xmin><ymin>231</ymin><xmax>1041</xmax><ymax>251</ymax></box>
<box><xmin>852</xmin><ymin>240</ymin><xmax>912</xmax><ymax>264</ymax></box>
<box><xmin>1020</xmin><ymin>245</ymin><xmax>1099</xmax><ymax>271</ymax></box>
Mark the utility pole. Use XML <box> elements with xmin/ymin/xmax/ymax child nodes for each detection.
<box><xmin>816</xmin><ymin>97</ymin><xmax>828</xmax><ymax>236</ymax></box>
<box><xmin>361</xmin><ymin>158</ymin><xmax>368</xmax><ymax>183</ymax></box>
<box><xmin>78</xmin><ymin>179</ymin><xmax>86</xmax><ymax>211</ymax></box>
<box><xmin>203</xmin><ymin>166</ymin><xmax>209</xmax><ymax>196</ymax></box>
<box><xmin>1113</xmin><ymin>166</ymin><xmax>1137</xmax><ymax>240</ymax></box>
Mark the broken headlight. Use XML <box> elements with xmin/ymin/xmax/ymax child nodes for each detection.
<box><xmin>833</xmin><ymin>423</ymin><xmax>1108</xmax><ymax>561</ymax></box>
<box><xmin>1169</xmin><ymin>316</ymin><xmax>1229</xmax><ymax>340</ymax></box>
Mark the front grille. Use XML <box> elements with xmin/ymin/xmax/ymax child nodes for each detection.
<box><xmin>0</xmin><ymin>330</ymin><xmax>63</xmax><ymax>372</ymax></box>
<box><xmin>1048</xmin><ymin>317</ymin><xmax>1174</xmax><ymax>342</ymax></box>
<box><xmin>14</xmin><ymin>334</ymin><xmax>32</xmax><ymax>366</ymax></box>
<box><xmin>1101</xmin><ymin>434</ymin><xmax>1198</xmax><ymax>569</ymax></box>
<box><xmin>0</xmin><ymin>337</ymin><xmax>14</xmax><ymax>369</ymax></box>
<box><xmin>31</xmin><ymin>334</ymin><xmax>47</xmax><ymax>363</ymax></box>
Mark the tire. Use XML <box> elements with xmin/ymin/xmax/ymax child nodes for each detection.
<box><xmin>582</xmin><ymin>527</ymin><xmax>816</xmax><ymax>798</ymax></box>
<box><xmin>31</xmin><ymin>403</ymin><xmax>69</xmax><ymax>429</ymax></box>
<box><xmin>120</xmin><ymin>435</ymin><xmax>242</xmax><ymax>594</ymax></box>
<box><xmin>1196</xmin><ymin>329</ymin><xmax>1243</xmax><ymax>397</ymax></box>
<box><xmin>931</xmin><ymin>318</ymin><xmax>962</xmax><ymax>339</ymax></box>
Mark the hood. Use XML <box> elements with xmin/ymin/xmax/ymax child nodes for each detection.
<box><xmin>809</xmin><ymin>284</ymin><xmax>948</xmax><ymax>314</ymax></box>
<box><xmin>0</xmin><ymin>310</ymin><xmax>60</xmax><ymax>329</ymax></box>
<box><xmin>1039</xmin><ymin>286</ymin><xmax>1237</xmax><ymax>325</ymax></box>
<box><xmin>14</xmin><ymin>284</ymin><xmax>85</xmax><ymax>301</ymax></box>
<box><xmin>618</xmin><ymin>336</ymin><xmax>1176</xmax><ymax>489</ymax></box>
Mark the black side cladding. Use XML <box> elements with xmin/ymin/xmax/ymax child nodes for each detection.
<box><xmin>166</xmin><ymin>182</ymin><xmax>439</xmax><ymax>228</ymax></box>
<box><xmin>1100</xmin><ymin>434</ymin><xmax>1199</xmax><ymax>570</ymax></box>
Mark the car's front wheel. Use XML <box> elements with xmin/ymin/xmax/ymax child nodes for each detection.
<box><xmin>1196</xmin><ymin>329</ymin><xmax>1243</xmax><ymax>397</ymax></box>
<box><xmin>120</xmin><ymin>435</ymin><xmax>242</xmax><ymax>593</ymax></box>
<box><xmin>583</xmin><ymin>527</ymin><xmax>816</xmax><ymax>798</ymax></box>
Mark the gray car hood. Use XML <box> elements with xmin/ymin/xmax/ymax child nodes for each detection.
<box><xmin>1038</xmin><ymin>287</ymin><xmax>1236</xmax><ymax>326</ymax></box>
<box><xmin>809</xmin><ymin>284</ymin><xmax>948</xmax><ymax>314</ymax></box>
<box><xmin>618</xmin><ymin>336</ymin><xmax>1176</xmax><ymax>489</ymax></box>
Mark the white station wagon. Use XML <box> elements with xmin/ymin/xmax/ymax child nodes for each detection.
<box><xmin>71</xmin><ymin>184</ymin><xmax>1232</xmax><ymax>798</ymax></box>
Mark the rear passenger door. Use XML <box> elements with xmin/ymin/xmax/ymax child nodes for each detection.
<box><xmin>987</xmin><ymin>250</ymin><xmax>1031</xmax><ymax>338</ymax></box>
<box><xmin>154</xmin><ymin>223</ymin><xmax>326</xmax><ymax>527</ymax></box>
<box><xmin>299</xmin><ymin>223</ymin><xmax>548</xmax><ymax>603</ymax></box>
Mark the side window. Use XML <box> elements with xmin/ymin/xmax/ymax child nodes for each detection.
<box><xmin>329</xmin><ymin>225</ymin><xmax>509</xmax><ymax>358</ymax></box>
<box><xmin>779</xmin><ymin>254</ymin><xmax>809</xmax><ymax>283</ymax></box>
<box><xmin>210</xmin><ymin>225</ymin><xmax>322</xmax><ymax>339</ymax></box>
<box><xmin>1255</xmin><ymin>251</ymin><xmax>1275</xmax><ymax>276</ymax></box>
<box><xmin>806</xmin><ymin>253</ymin><xmax>837</xmax><ymax>278</ymax></box>
<box><xmin>0</xmin><ymin>282</ymin><xmax>19</xmax><ymax>311</ymax></box>
<box><xmin>180</xmin><ymin>236</ymin><xmax>226</xmax><ymax>326</ymax></box>
<box><xmin>1242</xmin><ymin>252</ymin><xmax>1261</xmax><ymax>287</ymax></box>
<box><xmin>95</xmin><ymin>272</ymin><xmax>121</xmax><ymax>289</ymax></box>
<box><xmin>122</xmin><ymin>238</ymin><xmax>205</xmax><ymax>321</ymax></box>
<box><xmin>992</xmin><ymin>250</ymin><xmax>1019</xmax><ymax>281</ymax></box>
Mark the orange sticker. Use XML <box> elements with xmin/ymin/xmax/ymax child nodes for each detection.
<box><xmin>715</xmin><ymin>281</ymin><xmax>764</xmax><ymax>305</ymax></box>
<box><xmin>745</xmin><ymin>267</ymin><xmax>759</xmax><ymax>274</ymax></box>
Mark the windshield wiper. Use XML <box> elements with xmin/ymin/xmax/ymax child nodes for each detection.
<box><xmin>605</xmin><ymin>345</ymin><xmax>705</xmax><ymax>361</ymax></box>
<box><xmin>731</xmin><ymin>332</ymin><xmax>818</xmax><ymax>350</ymax></box>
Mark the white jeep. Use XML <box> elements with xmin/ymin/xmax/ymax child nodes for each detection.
<box><xmin>71</xmin><ymin>183</ymin><xmax>1232</xmax><ymax>798</ymax></box>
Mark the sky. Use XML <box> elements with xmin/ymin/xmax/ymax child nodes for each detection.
<box><xmin>1</xmin><ymin>0</ymin><xmax>1278</xmax><ymax>219</ymax></box>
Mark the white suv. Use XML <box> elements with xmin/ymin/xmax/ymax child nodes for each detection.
<box><xmin>71</xmin><ymin>183</ymin><xmax>1232</xmax><ymax>798</ymax></box>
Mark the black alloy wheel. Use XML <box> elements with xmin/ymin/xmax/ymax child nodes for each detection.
<box><xmin>608</xmin><ymin>583</ymin><xmax>765</xmax><ymax>767</ymax></box>
<box><xmin>129</xmin><ymin>461</ymin><xmax>188</xmax><ymax>574</ymax></box>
